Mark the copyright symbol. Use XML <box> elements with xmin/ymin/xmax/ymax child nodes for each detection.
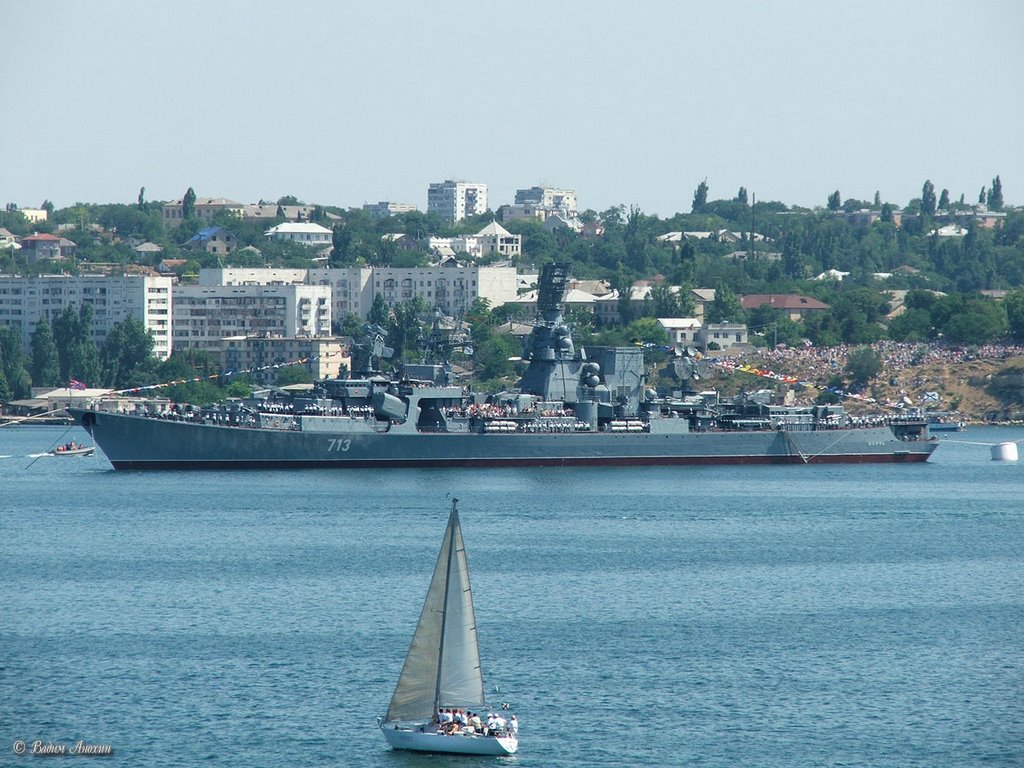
<box><xmin>12</xmin><ymin>740</ymin><xmax>26</xmax><ymax>755</ymax></box>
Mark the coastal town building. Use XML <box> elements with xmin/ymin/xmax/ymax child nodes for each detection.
<box><xmin>370</xmin><ymin>263</ymin><xmax>517</xmax><ymax>317</ymax></box>
<box><xmin>514</xmin><ymin>186</ymin><xmax>578</xmax><ymax>214</ymax></box>
<box><xmin>17</xmin><ymin>233</ymin><xmax>63</xmax><ymax>261</ymax></box>
<box><xmin>0</xmin><ymin>228</ymin><xmax>19</xmax><ymax>250</ymax></box>
<box><xmin>363</xmin><ymin>201</ymin><xmax>419</xmax><ymax>218</ymax></box>
<box><xmin>243</xmin><ymin>203</ymin><xmax>320</xmax><ymax>222</ymax></box>
<box><xmin>172</xmin><ymin>283</ymin><xmax>331</xmax><ymax>353</ymax></box>
<box><xmin>740</xmin><ymin>294</ymin><xmax>830</xmax><ymax>321</ymax></box>
<box><xmin>427</xmin><ymin>235</ymin><xmax>482</xmax><ymax>260</ymax></box>
<box><xmin>264</xmin><ymin>222</ymin><xmax>333</xmax><ymax>246</ymax></box>
<box><xmin>198</xmin><ymin>263</ymin><xmax>518</xmax><ymax>322</ymax></box>
<box><xmin>427</xmin><ymin>180</ymin><xmax>488</xmax><ymax>223</ymax></box>
<box><xmin>0</xmin><ymin>274</ymin><xmax>173</xmax><ymax>359</ymax></box>
<box><xmin>658</xmin><ymin>318</ymin><xmax>702</xmax><ymax>348</ymax></box>
<box><xmin>20</xmin><ymin>208</ymin><xmax>49</xmax><ymax>224</ymax></box>
<box><xmin>133</xmin><ymin>242</ymin><xmax>163</xmax><ymax>258</ymax></box>
<box><xmin>474</xmin><ymin>221</ymin><xmax>521</xmax><ymax>258</ymax></box>
<box><xmin>162</xmin><ymin>197</ymin><xmax>245</xmax><ymax>227</ymax></box>
<box><xmin>185</xmin><ymin>226</ymin><xmax>237</xmax><ymax>255</ymax></box>
<box><xmin>697</xmin><ymin>322</ymin><xmax>749</xmax><ymax>351</ymax></box>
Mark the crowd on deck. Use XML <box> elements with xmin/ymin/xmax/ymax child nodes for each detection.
<box><xmin>433</xmin><ymin>707</ymin><xmax>518</xmax><ymax>739</ymax></box>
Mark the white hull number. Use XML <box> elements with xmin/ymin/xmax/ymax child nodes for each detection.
<box><xmin>328</xmin><ymin>439</ymin><xmax>352</xmax><ymax>452</ymax></box>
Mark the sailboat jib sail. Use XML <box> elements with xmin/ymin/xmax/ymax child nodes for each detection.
<box><xmin>380</xmin><ymin>500</ymin><xmax>518</xmax><ymax>756</ymax></box>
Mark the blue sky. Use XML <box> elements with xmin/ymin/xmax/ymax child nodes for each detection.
<box><xmin>2</xmin><ymin>0</ymin><xmax>1022</xmax><ymax>215</ymax></box>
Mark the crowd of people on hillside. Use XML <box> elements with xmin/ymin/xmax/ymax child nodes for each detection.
<box><xmin>729</xmin><ymin>341</ymin><xmax>1024</xmax><ymax>389</ymax></box>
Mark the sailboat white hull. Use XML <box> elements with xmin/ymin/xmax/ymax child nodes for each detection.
<box><xmin>381</xmin><ymin>724</ymin><xmax>518</xmax><ymax>755</ymax></box>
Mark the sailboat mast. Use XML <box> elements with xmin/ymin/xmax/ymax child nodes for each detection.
<box><xmin>433</xmin><ymin>500</ymin><xmax>457</xmax><ymax>709</ymax></box>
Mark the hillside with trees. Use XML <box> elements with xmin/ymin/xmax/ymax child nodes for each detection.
<box><xmin>2</xmin><ymin>178</ymin><xmax>1024</xmax><ymax>412</ymax></box>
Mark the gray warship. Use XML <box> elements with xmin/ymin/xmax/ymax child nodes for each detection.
<box><xmin>70</xmin><ymin>264</ymin><xmax>937</xmax><ymax>469</ymax></box>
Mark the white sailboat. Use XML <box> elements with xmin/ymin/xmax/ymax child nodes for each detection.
<box><xmin>379</xmin><ymin>499</ymin><xmax>518</xmax><ymax>756</ymax></box>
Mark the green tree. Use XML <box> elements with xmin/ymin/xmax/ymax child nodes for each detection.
<box><xmin>330</xmin><ymin>222</ymin><xmax>354</xmax><ymax>265</ymax></box>
<box><xmin>1005</xmin><ymin>289</ymin><xmax>1024</xmax><ymax>340</ymax></box>
<box><xmin>706</xmin><ymin>283</ymin><xmax>744</xmax><ymax>323</ymax></box>
<box><xmin>0</xmin><ymin>354</ymin><xmax>9</xmax><ymax>401</ymax></box>
<box><xmin>781</xmin><ymin>231</ymin><xmax>806</xmax><ymax>279</ymax></box>
<box><xmin>472</xmin><ymin>330</ymin><xmax>518</xmax><ymax>382</ymax></box>
<box><xmin>137</xmin><ymin>186</ymin><xmax>146</xmax><ymax>210</ymax></box>
<box><xmin>887</xmin><ymin>307</ymin><xmax>933</xmax><ymax>341</ymax></box>
<box><xmin>844</xmin><ymin>346</ymin><xmax>881</xmax><ymax>388</ymax></box>
<box><xmin>692</xmin><ymin>179</ymin><xmax>709</xmax><ymax>213</ymax></box>
<box><xmin>368</xmin><ymin>294</ymin><xmax>389</xmax><ymax>326</ymax></box>
<box><xmin>938</xmin><ymin>188</ymin><xmax>950</xmax><ymax>210</ymax></box>
<box><xmin>276</xmin><ymin>365</ymin><xmax>314</xmax><ymax>386</ymax></box>
<box><xmin>827</xmin><ymin>190</ymin><xmax>841</xmax><ymax>211</ymax></box>
<box><xmin>735</xmin><ymin>187</ymin><xmax>748</xmax><ymax>205</ymax></box>
<box><xmin>53</xmin><ymin>304</ymin><xmax>101</xmax><ymax>385</ymax></box>
<box><xmin>941</xmin><ymin>297</ymin><xmax>1007</xmax><ymax>343</ymax></box>
<box><xmin>828</xmin><ymin>288</ymin><xmax>889</xmax><ymax>343</ymax></box>
<box><xmin>30</xmin><ymin>317</ymin><xmax>61</xmax><ymax>387</ymax></box>
<box><xmin>987</xmin><ymin>175</ymin><xmax>1004</xmax><ymax>210</ymax></box>
<box><xmin>646</xmin><ymin>283</ymin><xmax>695</xmax><ymax>318</ymax></box>
<box><xmin>387</xmin><ymin>297</ymin><xmax>426</xmax><ymax>362</ymax></box>
<box><xmin>182</xmin><ymin>186</ymin><xmax>197</xmax><ymax>219</ymax></box>
<box><xmin>0</xmin><ymin>325</ymin><xmax>31</xmax><ymax>399</ymax></box>
<box><xmin>611</xmin><ymin>266</ymin><xmax>637</xmax><ymax>325</ymax></box>
<box><xmin>101</xmin><ymin>316</ymin><xmax>156</xmax><ymax>388</ymax></box>
<box><xmin>921</xmin><ymin>180</ymin><xmax>936</xmax><ymax>217</ymax></box>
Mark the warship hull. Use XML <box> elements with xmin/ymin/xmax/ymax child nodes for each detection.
<box><xmin>71</xmin><ymin>409</ymin><xmax>936</xmax><ymax>470</ymax></box>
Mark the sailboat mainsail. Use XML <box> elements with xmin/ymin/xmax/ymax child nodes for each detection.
<box><xmin>385</xmin><ymin>501</ymin><xmax>486</xmax><ymax>723</ymax></box>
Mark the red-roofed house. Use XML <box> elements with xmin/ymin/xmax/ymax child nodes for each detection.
<box><xmin>740</xmin><ymin>294</ymin><xmax>830</xmax><ymax>321</ymax></box>
<box><xmin>19</xmin><ymin>233</ymin><xmax>62</xmax><ymax>261</ymax></box>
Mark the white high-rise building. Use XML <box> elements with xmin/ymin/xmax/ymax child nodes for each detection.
<box><xmin>0</xmin><ymin>274</ymin><xmax>173</xmax><ymax>359</ymax></box>
<box><xmin>427</xmin><ymin>180</ymin><xmax>488</xmax><ymax>223</ymax></box>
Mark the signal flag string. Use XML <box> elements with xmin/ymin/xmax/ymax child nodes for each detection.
<box><xmin>105</xmin><ymin>349</ymin><xmax>350</xmax><ymax>396</ymax></box>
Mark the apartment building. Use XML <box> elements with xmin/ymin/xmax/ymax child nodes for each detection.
<box><xmin>514</xmin><ymin>186</ymin><xmax>577</xmax><ymax>213</ymax></box>
<box><xmin>0</xmin><ymin>274</ymin><xmax>173</xmax><ymax>359</ymax></box>
<box><xmin>162</xmin><ymin>197</ymin><xmax>245</xmax><ymax>228</ymax></box>
<box><xmin>198</xmin><ymin>263</ymin><xmax>517</xmax><ymax>321</ymax></box>
<box><xmin>363</xmin><ymin>201</ymin><xmax>419</xmax><ymax>218</ymax></box>
<box><xmin>172</xmin><ymin>284</ymin><xmax>331</xmax><ymax>353</ymax></box>
<box><xmin>427</xmin><ymin>180</ymin><xmax>488</xmax><ymax>223</ymax></box>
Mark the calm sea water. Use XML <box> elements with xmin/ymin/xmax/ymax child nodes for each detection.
<box><xmin>1</xmin><ymin>425</ymin><xmax>1022</xmax><ymax>767</ymax></box>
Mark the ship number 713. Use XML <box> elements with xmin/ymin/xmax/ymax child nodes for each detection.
<box><xmin>328</xmin><ymin>439</ymin><xmax>352</xmax><ymax>452</ymax></box>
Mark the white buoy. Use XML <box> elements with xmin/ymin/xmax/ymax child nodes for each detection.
<box><xmin>991</xmin><ymin>442</ymin><xmax>1019</xmax><ymax>462</ymax></box>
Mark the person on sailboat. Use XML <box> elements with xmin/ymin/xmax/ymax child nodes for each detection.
<box><xmin>468</xmin><ymin>712</ymin><xmax>482</xmax><ymax>733</ymax></box>
<box><xmin>492</xmin><ymin>713</ymin><xmax>507</xmax><ymax>734</ymax></box>
<box><xmin>509</xmin><ymin>714</ymin><xmax>518</xmax><ymax>737</ymax></box>
<box><xmin>438</xmin><ymin>708</ymin><xmax>453</xmax><ymax>733</ymax></box>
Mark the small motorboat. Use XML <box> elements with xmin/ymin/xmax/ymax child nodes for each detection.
<box><xmin>49</xmin><ymin>442</ymin><xmax>96</xmax><ymax>457</ymax></box>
